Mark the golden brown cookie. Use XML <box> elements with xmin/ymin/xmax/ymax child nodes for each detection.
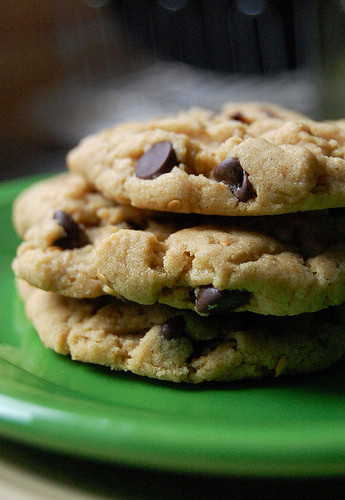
<box><xmin>12</xmin><ymin>173</ymin><xmax>113</xmax><ymax>239</ymax></box>
<box><xmin>95</xmin><ymin>209</ymin><xmax>345</xmax><ymax>316</ymax></box>
<box><xmin>67</xmin><ymin>103</ymin><xmax>345</xmax><ymax>216</ymax></box>
<box><xmin>12</xmin><ymin>173</ymin><xmax>152</xmax><ymax>298</ymax></box>
<box><xmin>17</xmin><ymin>280</ymin><xmax>345</xmax><ymax>384</ymax></box>
<box><xmin>12</xmin><ymin>174</ymin><xmax>345</xmax><ymax>315</ymax></box>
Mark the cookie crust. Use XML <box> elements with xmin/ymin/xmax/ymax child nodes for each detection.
<box><xmin>12</xmin><ymin>174</ymin><xmax>150</xmax><ymax>298</ymax></box>
<box><xmin>12</xmin><ymin>174</ymin><xmax>345</xmax><ymax>315</ymax></box>
<box><xmin>17</xmin><ymin>281</ymin><xmax>345</xmax><ymax>384</ymax></box>
<box><xmin>67</xmin><ymin>104</ymin><xmax>345</xmax><ymax>216</ymax></box>
<box><xmin>95</xmin><ymin>209</ymin><xmax>345</xmax><ymax>316</ymax></box>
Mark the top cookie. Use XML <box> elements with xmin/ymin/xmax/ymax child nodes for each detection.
<box><xmin>67</xmin><ymin>102</ymin><xmax>345</xmax><ymax>216</ymax></box>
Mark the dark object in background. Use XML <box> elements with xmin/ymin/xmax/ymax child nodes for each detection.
<box><xmin>110</xmin><ymin>0</ymin><xmax>319</xmax><ymax>74</ymax></box>
<box><xmin>1</xmin><ymin>0</ymin><xmax>333</xmax><ymax>182</ymax></box>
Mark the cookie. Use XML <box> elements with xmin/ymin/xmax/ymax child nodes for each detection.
<box><xmin>12</xmin><ymin>173</ymin><xmax>154</xmax><ymax>298</ymax></box>
<box><xmin>221</xmin><ymin>101</ymin><xmax>309</xmax><ymax>130</ymax></box>
<box><xmin>12</xmin><ymin>174</ymin><xmax>345</xmax><ymax>315</ymax></box>
<box><xmin>12</xmin><ymin>173</ymin><xmax>209</xmax><ymax>299</ymax></box>
<box><xmin>17</xmin><ymin>280</ymin><xmax>345</xmax><ymax>384</ymax></box>
<box><xmin>66</xmin><ymin>103</ymin><xmax>345</xmax><ymax>216</ymax></box>
<box><xmin>95</xmin><ymin>208</ymin><xmax>345</xmax><ymax>316</ymax></box>
<box><xmin>12</xmin><ymin>173</ymin><xmax>113</xmax><ymax>239</ymax></box>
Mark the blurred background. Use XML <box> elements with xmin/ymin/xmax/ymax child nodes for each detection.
<box><xmin>1</xmin><ymin>0</ymin><xmax>345</xmax><ymax>181</ymax></box>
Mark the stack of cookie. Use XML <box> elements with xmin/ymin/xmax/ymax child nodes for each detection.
<box><xmin>12</xmin><ymin>102</ymin><xmax>345</xmax><ymax>383</ymax></box>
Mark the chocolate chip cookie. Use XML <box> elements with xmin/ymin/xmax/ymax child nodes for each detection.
<box><xmin>12</xmin><ymin>172</ymin><xmax>113</xmax><ymax>239</ymax></box>
<box><xmin>95</xmin><ymin>209</ymin><xmax>345</xmax><ymax>316</ymax></box>
<box><xmin>221</xmin><ymin>100</ymin><xmax>308</xmax><ymax>127</ymax></box>
<box><xmin>17</xmin><ymin>280</ymin><xmax>345</xmax><ymax>384</ymax></box>
<box><xmin>12</xmin><ymin>173</ymin><xmax>153</xmax><ymax>298</ymax></box>
<box><xmin>12</xmin><ymin>173</ymin><xmax>345</xmax><ymax>316</ymax></box>
<box><xmin>67</xmin><ymin>104</ymin><xmax>345</xmax><ymax>216</ymax></box>
<box><xmin>11</xmin><ymin>101</ymin><xmax>345</xmax><ymax>385</ymax></box>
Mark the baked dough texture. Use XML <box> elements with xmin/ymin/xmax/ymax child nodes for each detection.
<box><xmin>11</xmin><ymin>101</ymin><xmax>345</xmax><ymax>383</ymax></box>
<box><xmin>12</xmin><ymin>173</ymin><xmax>152</xmax><ymax>298</ymax></box>
<box><xmin>67</xmin><ymin>103</ymin><xmax>345</xmax><ymax>216</ymax></box>
<box><xmin>12</xmin><ymin>173</ymin><xmax>345</xmax><ymax>316</ymax></box>
<box><xmin>95</xmin><ymin>212</ymin><xmax>345</xmax><ymax>316</ymax></box>
<box><xmin>17</xmin><ymin>280</ymin><xmax>345</xmax><ymax>384</ymax></box>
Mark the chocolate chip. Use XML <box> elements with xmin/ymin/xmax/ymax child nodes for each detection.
<box><xmin>196</xmin><ymin>286</ymin><xmax>222</xmax><ymax>314</ymax></box>
<box><xmin>161</xmin><ymin>315</ymin><xmax>186</xmax><ymax>341</ymax></box>
<box><xmin>127</xmin><ymin>220</ymin><xmax>148</xmax><ymax>231</ymax></box>
<box><xmin>135</xmin><ymin>141</ymin><xmax>178</xmax><ymax>179</ymax></box>
<box><xmin>237</xmin><ymin>170</ymin><xmax>254</xmax><ymax>202</ymax></box>
<box><xmin>231</xmin><ymin>112</ymin><xmax>250</xmax><ymax>124</ymax></box>
<box><xmin>53</xmin><ymin>210</ymin><xmax>89</xmax><ymax>249</ymax></box>
<box><xmin>187</xmin><ymin>340</ymin><xmax>217</xmax><ymax>362</ymax></box>
<box><xmin>196</xmin><ymin>286</ymin><xmax>250</xmax><ymax>314</ymax></box>
<box><xmin>213</xmin><ymin>157</ymin><xmax>255</xmax><ymax>202</ymax></box>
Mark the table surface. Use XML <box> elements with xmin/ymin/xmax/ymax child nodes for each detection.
<box><xmin>1</xmin><ymin>436</ymin><xmax>345</xmax><ymax>500</ymax></box>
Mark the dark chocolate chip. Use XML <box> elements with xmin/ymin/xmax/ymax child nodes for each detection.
<box><xmin>196</xmin><ymin>285</ymin><xmax>250</xmax><ymax>314</ymax></box>
<box><xmin>135</xmin><ymin>141</ymin><xmax>178</xmax><ymax>179</ymax></box>
<box><xmin>127</xmin><ymin>220</ymin><xmax>149</xmax><ymax>231</ymax></box>
<box><xmin>231</xmin><ymin>112</ymin><xmax>250</xmax><ymax>124</ymax></box>
<box><xmin>213</xmin><ymin>157</ymin><xmax>255</xmax><ymax>202</ymax></box>
<box><xmin>161</xmin><ymin>315</ymin><xmax>186</xmax><ymax>341</ymax></box>
<box><xmin>196</xmin><ymin>286</ymin><xmax>223</xmax><ymax>314</ymax></box>
<box><xmin>186</xmin><ymin>339</ymin><xmax>218</xmax><ymax>362</ymax></box>
<box><xmin>236</xmin><ymin>170</ymin><xmax>254</xmax><ymax>203</ymax></box>
<box><xmin>53</xmin><ymin>210</ymin><xmax>89</xmax><ymax>249</ymax></box>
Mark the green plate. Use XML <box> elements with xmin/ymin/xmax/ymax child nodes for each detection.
<box><xmin>1</xmin><ymin>175</ymin><xmax>345</xmax><ymax>477</ymax></box>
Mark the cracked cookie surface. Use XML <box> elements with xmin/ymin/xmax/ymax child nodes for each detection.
<box><xmin>17</xmin><ymin>280</ymin><xmax>345</xmax><ymax>384</ymax></box>
<box><xmin>12</xmin><ymin>174</ymin><xmax>345</xmax><ymax>315</ymax></box>
<box><xmin>67</xmin><ymin>103</ymin><xmax>345</xmax><ymax>216</ymax></box>
<box><xmin>12</xmin><ymin>173</ymin><xmax>153</xmax><ymax>298</ymax></box>
<box><xmin>95</xmin><ymin>208</ymin><xmax>345</xmax><ymax>316</ymax></box>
